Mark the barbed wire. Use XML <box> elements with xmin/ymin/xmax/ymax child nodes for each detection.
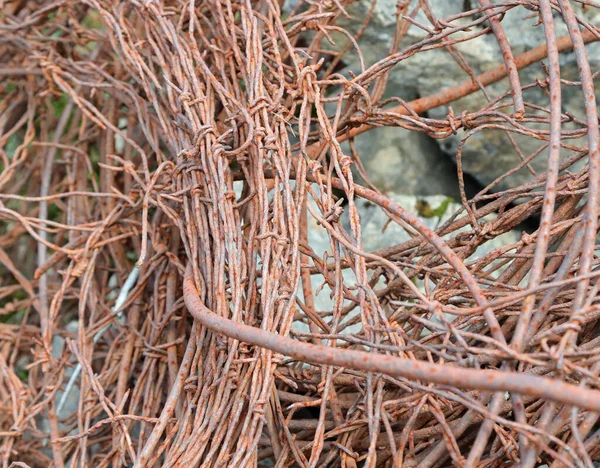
<box><xmin>1</xmin><ymin>0</ymin><xmax>600</xmax><ymax>466</ymax></box>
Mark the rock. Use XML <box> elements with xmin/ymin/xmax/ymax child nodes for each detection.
<box><xmin>35</xmin><ymin>321</ymin><xmax>80</xmax><ymax>454</ymax></box>
<box><xmin>52</xmin><ymin>321</ymin><xmax>81</xmax><ymax>421</ymax></box>
<box><xmin>324</xmin><ymin>1</ymin><xmax>600</xmax><ymax>192</ymax></box>
<box><xmin>342</xmin><ymin>193</ymin><xmax>520</xmax><ymax>258</ymax></box>
<box><xmin>301</xmin><ymin>193</ymin><xmax>359</xmax><ymax>332</ymax></box>
<box><xmin>295</xmin><ymin>192</ymin><xmax>520</xmax><ymax>335</ymax></box>
<box><xmin>344</xmin><ymin>126</ymin><xmax>463</xmax><ymax>198</ymax></box>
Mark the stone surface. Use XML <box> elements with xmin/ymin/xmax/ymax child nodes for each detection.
<box><xmin>344</xmin><ymin>126</ymin><xmax>462</xmax><ymax>198</ymax></box>
<box><xmin>316</xmin><ymin>0</ymin><xmax>600</xmax><ymax>193</ymax></box>
<box><xmin>53</xmin><ymin>321</ymin><xmax>80</xmax><ymax>420</ymax></box>
<box><xmin>296</xmin><ymin>193</ymin><xmax>520</xmax><ymax>334</ymax></box>
<box><xmin>35</xmin><ymin>321</ymin><xmax>80</xmax><ymax>454</ymax></box>
<box><xmin>342</xmin><ymin>193</ymin><xmax>520</xmax><ymax>258</ymax></box>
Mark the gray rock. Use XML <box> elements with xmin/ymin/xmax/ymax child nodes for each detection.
<box><xmin>296</xmin><ymin>192</ymin><xmax>520</xmax><ymax>335</ymax></box>
<box><xmin>52</xmin><ymin>321</ymin><xmax>81</xmax><ymax>421</ymax></box>
<box><xmin>329</xmin><ymin>1</ymin><xmax>600</xmax><ymax>192</ymax></box>
<box><xmin>345</xmin><ymin>126</ymin><xmax>462</xmax><ymax>198</ymax></box>
<box><xmin>36</xmin><ymin>321</ymin><xmax>80</xmax><ymax>455</ymax></box>
<box><xmin>343</xmin><ymin>193</ymin><xmax>520</xmax><ymax>259</ymax></box>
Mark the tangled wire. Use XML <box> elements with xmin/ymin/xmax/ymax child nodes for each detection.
<box><xmin>1</xmin><ymin>0</ymin><xmax>600</xmax><ymax>466</ymax></box>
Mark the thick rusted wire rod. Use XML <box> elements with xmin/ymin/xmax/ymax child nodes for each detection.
<box><xmin>183</xmin><ymin>264</ymin><xmax>600</xmax><ymax>413</ymax></box>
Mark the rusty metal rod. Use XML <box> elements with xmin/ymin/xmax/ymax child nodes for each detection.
<box><xmin>183</xmin><ymin>264</ymin><xmax>600</xmax><ymax>413</ymax></box>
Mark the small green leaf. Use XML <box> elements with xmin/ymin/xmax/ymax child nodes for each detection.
<box><xmin>6</xmin><ymin>133</ymin><xmax>23</xmax><ymax>158</ymax></box>
<box><xmin>430</xmin><ymin>197</ymin><xmax>454</xmax><ymax>219</ymax></box>
<box><xmin>416</xmin><ymin>197</ymin><xmax>454</xmax><ymax>219</ymax></box>
<box><xmin>48</xmin><ymin>203</ymin><xmax>62</xmax><ymax>221</ymax></box>
<box><xmin>0</xmin><ymin>309</ymin><xmax>25</xmax><ymax>324</ymax></box>
<box><xmin>51</xmin><ymin>93</ymin><xmax>69</xmax><ymax>117</ymax></box>
<box><xmin>81</xmin><ymin>12</ymin><xmax>104</xmax><ymax>30</ymax></box>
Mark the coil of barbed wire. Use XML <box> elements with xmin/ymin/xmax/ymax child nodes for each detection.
<box><xmin>1</xmin><ymin>0</ymin><xmax>600</xmax><ymax>466</ymax></box>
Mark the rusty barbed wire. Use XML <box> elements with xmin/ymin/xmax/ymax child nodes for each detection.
<box><xmin>1</xmin><ymin>0</ymin><xmax>600</xmax><ymax>466</ymax></box>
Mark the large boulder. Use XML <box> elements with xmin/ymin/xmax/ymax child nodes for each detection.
<box><xmin>300</xmin><ymin>0</ymin><xmax>600</xmax><ymax>193</ymax></box>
